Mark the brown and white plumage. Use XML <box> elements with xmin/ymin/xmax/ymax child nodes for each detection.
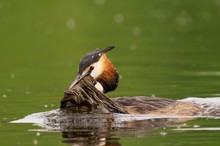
<box><xmin>68</xmin><ymin>46</ymin><xmax>119</xmax><ymax>93</ymax></box>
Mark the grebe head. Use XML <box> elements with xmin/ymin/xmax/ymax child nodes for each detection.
<box><xmin>68</xmin><ymin>46</ymin><xmax>119</xmax><ymax>93</ymax></box>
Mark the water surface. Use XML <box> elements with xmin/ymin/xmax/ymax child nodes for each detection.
<box><xmin>1</xmin><ymin>0</ymin><xmax>220</xmax><ymax>145</ymax></box>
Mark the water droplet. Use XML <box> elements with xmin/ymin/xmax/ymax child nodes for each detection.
<box><xmin>130</xmin><ymin>44</ymin><xmax>137</xmax><ymax>50</ymax></box>
<box><xmin>25</xmin><ymin>91</ymin><xmax>30</xmax><ymax>95</ymax></box>
<box><xmin>44</xmin><ymin>105</ymin><xmax>48</xmax><ymax>108</ymax></box>
<box><xmin>36</xmin><ymin>132</ymin><xmax>41</xmax><ymax>136</ymax></box>
<box><xmin>94</xmin><ymin>0</ymin><xmax>105</xmax><ymax>5</ymax></box>
<box><xmin>196</xmin><ymin>35</ymin><xmax>203</xmax><ymax>42</ymax></box>
<box><xmin>50</xmin><ymin>104</ymin><xmax>54</xmax><ymax>107</ymax></box>
<box><xmin>3</xmin><ymin>94</ymin><xmax>6</xmax><ymax>98</ymax></box>
<box><xmin>201</xmin><ymin>12</ymin><xmax>212</xmax><ymax>21</ymax></box>
<box><xmin>10</xmin><ymin>73</ymin><xmax>15</xmax><ymax>79</ymax></box>
<box><xmin>46</xmin><ymin>26</ymin><xmax>54</xmax><ymax>35</ymax></box>
<box><xmin>114</xmin><ymin>13</ymin><xmax>124</xmax><ymax>23</ymax></box>
<box><xmin>99</xmin><ymin>138</ymin><xmax>106</xmax><ymax>145</ymax></box>
<box><xmin>100</xmin><ymin>137</ymin><xmax>106</xmax><ymax>141</ymax></box>
<box><xmin>92</xmin><ymin>55</ymin><xmax>94</xmax><ymax>58</ymax></box>
<box><xmin>168</xmin><ymin>36</ymin><xmax>175</xmax><ymax>43</ymax></box>
<box><xmin>66</xmin><ymin>18</ymin><xmax>75</xmax><ymax>30</ymax></box>
<box><xmin>193</xmin><ymin>125</ymin><xmax>200</xmax><ymax>128</ymax></box>
<box><xmin>170</xmin><ymin>0</ymin><xmax>180</xmax><ymax>6</ymax></box>
<box><xmin>132</xmin><ymin>26</ymin><xmax>141</xmax><ymax>36</ymax></box>
<box><xmin>155</xmin><ymin>13</ymin><xmax>166</xmax><ymax>23</ymax></box>
<box><xmin>33</xmin><ymin>139</ymin><xmax>38</xmax><ymax>145</ymax></box>
<box><xmin>183</xmin><ymin>123</ymin><xmax>187</xmax><ymax>126</ymax></box>
<box><xmin>175</xmin><ymin>10</ymin><xmax>192</xmax><ymax>27</ymax></box>
<box><xmin>159</xmin><ymin>131</ymin><xmax>167</xmax><ymax>136</ymax></box>
<box><xmin>98</xmin><ymin>53</ymin><xmax>102</xmax><ymax>56</ymax></box>
<box><xmin>215</xmin><ymin>0</ymin><xmax>220</xmax><ymax>6</ymax></box>
<box><xmin>6</xmin><ymin>89</ymin><xmax>12</xmax><ymax>92</ymax></box>
<box><xmin>25</xmin><ymin>87</ymin><xmax>30</xmax><ymax>95</ymax></box>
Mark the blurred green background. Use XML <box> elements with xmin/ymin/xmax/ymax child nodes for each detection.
<box><xmin>1</xmin><ymin>0</ymin><xmax>220</xmax><ymax>146</ymax></box>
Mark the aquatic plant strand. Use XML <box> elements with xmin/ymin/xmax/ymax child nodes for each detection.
<box><xmin>60</xmin><ymin>75</ymin><xmax>128</xmax><ymax>113</ymax></box>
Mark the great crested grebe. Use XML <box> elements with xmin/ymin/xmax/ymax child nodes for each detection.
<box><xmin>68</xmin><ymin>46</ymin><xmax>119</xmax><ymax>94</ymax></box>
<box><xmin>62</xmin><ymin>46</ymin><xmax>204</xmax><ymax>116</ymax></box>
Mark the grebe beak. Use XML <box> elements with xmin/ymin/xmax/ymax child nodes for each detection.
<box><xmin>101</xmin><ymin>45</ymin><xmax>115</xmax><ymax>53</ymax></box>
<box><xmin>67</xmin><ymin>66</ymin><xmax>94</xmax><ymax>90</ymax></box>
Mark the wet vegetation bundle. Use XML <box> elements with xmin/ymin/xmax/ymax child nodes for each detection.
<box><xmin>60</xmin><ymin>75</ymin><xmax>128</xmax><ymax>114</ymax></box>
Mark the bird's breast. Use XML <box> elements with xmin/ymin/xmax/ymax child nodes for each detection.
<box><xmin>96</xmin><ymin>54</ymin><xmax>119</xmax><ymax>93</ymax></box>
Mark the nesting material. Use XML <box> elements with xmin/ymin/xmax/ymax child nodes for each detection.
<box><xmin>60</xmin><ymin>75</ymin><xmax>128</xmax><ymax>114</ymax></box>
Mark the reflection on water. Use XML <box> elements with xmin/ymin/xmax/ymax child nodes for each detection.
<box><xmin>29</xmin><ymin>113</ymin><xmax>187</xmax><ymax>146</ymax></box>
<box><xmin>12</xmin><ymin>110</ymin><xmax>178</xmax><ymax>145</ymax></box>
<box><xmin>61</xmin><ymin>125</ymin><xmax>113</xmax><ymax>146</ymax></box>
<box><xmin>60</xmin><ymin>118</ymin><xmax>174</xmax><ymax>146</ymax></box>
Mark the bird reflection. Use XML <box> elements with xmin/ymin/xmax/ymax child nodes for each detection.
<box><xmin>52</xmin><ymin>111</ymin><xmax>175</xmax><ymax>146</ymax></box>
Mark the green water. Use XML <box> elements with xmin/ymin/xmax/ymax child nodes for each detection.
<box><xmin>1</xmin><ymin>0</ymin><xmax>220</xmax><ymax>145</ymax></box>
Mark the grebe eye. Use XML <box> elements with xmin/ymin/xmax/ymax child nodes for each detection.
<box><xmin>90</xmin><ymin>66</ymin><xmax>94</xmax><ymax>71</ymax></box>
